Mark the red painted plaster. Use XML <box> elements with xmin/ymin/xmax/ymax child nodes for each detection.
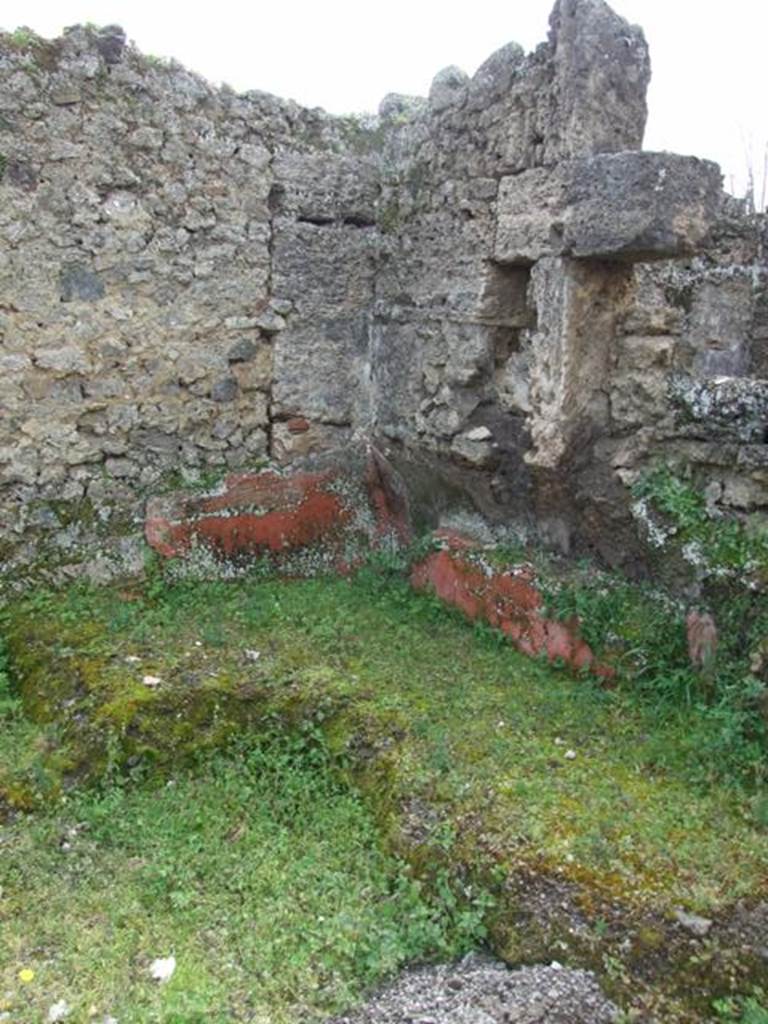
<box><xmin>411</xmin><ymin>535</ymin><xmax>614</xmax><ymax>680</ymax></box>
<box><xmin>145</xmin><ymin>468</ymin><xmax>614</xmax><ymax>683</ymax></box>
<box><xmin>145</xmin><ymin>458</ymin><xmax>411</xmax><ymax>567</ymax></box>
<box><xmin>146</xmin><ymin>470</ymin><xmax>350</xmax><ymax>561</ymax></box>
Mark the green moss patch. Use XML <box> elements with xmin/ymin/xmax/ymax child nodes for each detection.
<box><xmin>2</xmin><ymin>570</ymin><xmax>767</xmax><ymax>1020</ymax></box>
<box><xmin>0</xmin><ymin>737</ymin><xmax>486</xmax><ymax>1023</ymax></box>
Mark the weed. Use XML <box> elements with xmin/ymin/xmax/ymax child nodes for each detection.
<box><xmin>144</xmin><ymin>53</ymin><xmax>172</xmax><ymax>69</ymax></box>
<box><xmin>530</xmin><ymin>468</ymin><xmax>768</xmax><ymax>787</ymax></box>
<box><xmin>2</xmin><ymin>27</ymin><xmax>60</xmax><ymax>71</ymax></box>
<box><xmin>0</xmin><ymin>632</ymin><xmax>20</xmax><ymax>719</ymax></box>
<box><xmin>0</xmin><ymin>733</ymin><xmax>488</xmax><ymax>1022</ymax></box>
<box><xmin>633</xmin><ymin>464</ymin><xmax>768</xmax><ymax>577</ymax></box>
<box><xmin>361</xmin><ymin>532</ymin><xmax>439</xmax><ymax>580</ymax></box>
<box><xmin>151</xmin><ymin>465</ymin><xmax>236</xmax><ymax>496</ymax></box>
<box><xmin>7</xmin><ymin>27</ymin><xmax>37</xmax><ymax>48</ymax></box>
<box><xmin>714</xmin><ymin>988</ymin><xmax>768</xmax><ymax>1023</ymax></box>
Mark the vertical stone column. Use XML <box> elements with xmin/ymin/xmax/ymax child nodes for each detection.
<box><xmin>524</xmin><ymin>257</ymin><xmax>632</xmax><ymax>551</ymax></box>
<box><xmin>494</xmin><ymin>151</ymin><xmax>723</xmax><ymax>551</ymax></box>
<box><xmin>525</xmin><ymin>257</ymin><xmax>632</xmax><ymax>471</ymax></box>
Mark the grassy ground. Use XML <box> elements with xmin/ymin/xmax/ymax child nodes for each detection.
<box><xmin>1</xmin><ymin>567</ymin><xmax>767</xmax><ymax>1020</ymax></box>
<box><xmin>0</xmin><ymin>737</ymin><xmax>484</xmax><ymax>1023</ymax></box>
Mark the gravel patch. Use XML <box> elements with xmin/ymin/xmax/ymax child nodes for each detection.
<box><xmin>328</xmin><ymin>953</ymin><xmax>619</xmax><ymax>1024</ymax></box>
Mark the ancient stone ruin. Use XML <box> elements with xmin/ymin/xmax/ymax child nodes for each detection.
<box><xmin>0</xmin><ymin>0</ymin><xmax>766</xmax><ymax>581</ymax></box>
<box><xmin>3</xmin><ymin>9</ymin><xmax>768</xmax><ymax>1020</ymax></box>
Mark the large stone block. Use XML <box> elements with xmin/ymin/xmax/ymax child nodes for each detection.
<box><xmin>494</xmin><ymin>168</ymin><xmax>567</xmax><ymax>265</ymax></box>
<box><xmin>271</xmin><ymin>221</ymin><xmax>376</xmax><ymax>316</ymax></box>
<box><xmin>525</xmin><ymin>257</ymin><xmax>632</xmax><ymax>469</ymax></box>
<box><xmin>271</xmin><ymin>315</ymin><xmax>371</xmax><ymax>424</ymax></box>
<box><xmin>271</xmin><ymin>152</ymin><xmax>379</xmax><ymax>226</ymax></box>
<box><xmin>685</xmin><ymin>278</ymin><xmax>753</xmax><ymax>378</ymax></box>
<box><xmin>496</xmin><ymin>153</ymin><xmax>722</xmax><ymax>266</ymax></box>
<box><xmin>669</xmin><ymin>375</ymin><xmax>768</xmax><ymax>443</ymax></box>
<box><xmin>563</xmin><ymin>152</ymin><xmax>723</xmax><ymax>261</ymax></box>
<box><xmin>547</xmin><ymin>0</ymin><xmax>650</xmax><ymax>162</ymax></box>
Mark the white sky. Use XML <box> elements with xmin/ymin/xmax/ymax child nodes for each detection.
<box><xmin>2</xmin><ymin>0</ymin><xmax>767</xmax><ymax>203</ymax></box>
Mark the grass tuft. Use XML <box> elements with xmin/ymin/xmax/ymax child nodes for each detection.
<box><xmin>0</xmin><ymin>734</ymin><xmax>487</xmax><ymax>1023</ymax></box>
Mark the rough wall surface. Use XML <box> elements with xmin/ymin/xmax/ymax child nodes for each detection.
<box><xmin>0</xmin><ymin>22</ymin><xmax>379</xmax><ymax>572</ymax></box>
<box><xmin>0</xmin><ymin>0</ymin><xmax>765</xmax><ymax>577</ymax></box>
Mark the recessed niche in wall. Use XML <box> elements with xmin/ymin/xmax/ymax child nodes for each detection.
<box><xmin>479</xmin><ymin>262</ymin><xmax>536</xmax><ymax>329</ymax></box>
<box><xmin>479</xmin><ymin>262</ymin><xmax>537</xmax><ymax>364</ymax></box>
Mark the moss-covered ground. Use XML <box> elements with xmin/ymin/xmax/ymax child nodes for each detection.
<box><xmin>0</xmin><ymin>737</ymin><xmax>488</xmax><ymax>1023</ymax></box>
<box><xmin>1</xmin><ymin>568</ymin><xmax>767</xmax><ymax>1021</ymax></box>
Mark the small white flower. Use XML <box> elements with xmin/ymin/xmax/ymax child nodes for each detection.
<box><xmin>681</xmin><ymin>540</ymin><xmax>706</xmax><ymax>567</ymax></box>
<box><xmin>47</xmin><ymin>1001</ymin><xmax>71</xmax><ymax>1023</ymax></box>
<box><xmin>631</xmin><ymin>498</ymin><xmax>669</xmax><ymax>548</ymax></box>
<box><xmin>564</xmin><ymin>749</ymin><xmax>577</xmax><ymax>760</ymax></box>
<box><xmin>244</xmin><ymin>649</ymin><xmax>261</xmax><ymax>662</ymax></box>
<box><xmin>149</xmin><ymin>956</ymin><xmax>176</xmax><ymax>983</ymax></box>
<box><xmin>142</xmin><ymin>675</ymin><xmax>162</xmax><ymax>688</ymax></box>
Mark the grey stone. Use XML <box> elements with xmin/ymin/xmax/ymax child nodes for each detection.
<box><xmin>686</xmin><ymin>278</ymin><xmax>753</xmax><ymax>378</ymax></box>
<box><xmin>547</xmin><ymin>0</ymin><xmax>650</xmax><ymax>161</ymax></box>
<box><xmin>5</xmin><ymin>159</ymin><xmax>38</xmax><ymax>191</ymax></box>
<box><xmin>129</xmin><ymin>126</ymin><xmax>163</xmax><ymax>150</ymax></box>
<box><xmin>132</xmin><ymin>430</ymin><xmax>180</xmax><ymax>456</ymax></box>
<box><xmin>497</xmin><ymin>154</ymin><xmax>723</xmax><ymax>269</ymax></box>
<box><xmin>428</xmin><ymin>66</ymin><xmax>469</xmax><ymax>113</ymax></box>
<box><xmin>105</xmin><ymin>457</ymin><xmax>139</xmax><ymax>478</ymax></box>
<box><xmin>378</xmin><ymin>93</ymin><xmax>427</xmax><ymax>120</ymax></box>
<box><xmin>59</xmin><ymin>265</ymin><xmax>106</xmax><ymax>302</ymax></box>
<box><xmin>272</xmin><ymin>315</ymin><xmax>369</xmax><ymax>423</ymax></box>
<box><xmin>50</xmin><ymin>81</ymin><xmax>82</xmax><ymax>106</ymax></box>
<box><xmin>674</xmin><ymin>909</ymin><xmax>713</xmax><ymax>938</ymax></box>
<box><xmin>94</xmin><ymin>25</ymin><xmax>126</xmax><ymax>64</ymax></box>
<box><xmin>468</xmin><ymin>42</ymin><xmax>526</xmax><ymax>107</ymax></box>
<box><xmin>227</xmin><ymin>338</ymin><xmax>260</xmax><ymax>363</ymax></box>
<box><xmin>33</xmin><ymin>346</ymin><xmax>91</xmax><ymax>375</ymax></box>
<box><xmin>563</xmin><ymin>152</ymin><xmax>723</xmax><ymax>261</ymax></box>
<box><xmin>495</xmin><ymin>168</ymin><xmax>567</xmax><ymax>265</ymax></box>
<box><xmin>254</xmin><ymin>311</ymin><xmax>286</xmax><ymax>333</ymax></box>
<box><xmin>0</xmin><ymin>354</ymin><xmax>32</xmax><ymax>372</ymax></box>
<box><xmin>210</xmin><ymin>377</ymin><xmax>239</xmax><ymax>403</ymax></box>
<box><xmin>451</xmin><ymin>433</ymin><xmax>496</xmax><ymax>467</ymax></box>
<box><xmin>224</xmin><ymin>317</ymin><xmax>260</xmax><ymax>330</ymax></box>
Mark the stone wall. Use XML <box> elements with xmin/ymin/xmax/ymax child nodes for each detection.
<box><xmin>589</xmin><ymin>209</ymin><xmax>768</xmax><ymax>566</ymax></box>
<box><xmin>0</xmin><ymin>22</ymin><xmax>380</xmax><ymax>572</ymax></box>
<box><xmin>0</xmin><ymin>0</ymin><xmax>766</xmax><ymax>578</ymax></box>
